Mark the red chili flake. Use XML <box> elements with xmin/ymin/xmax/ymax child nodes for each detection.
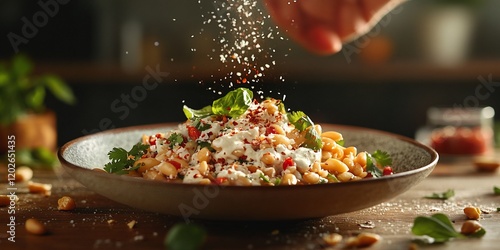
<box><xmin>266</xmin><ymin>126</ymin><xmax>277</xmax><ymax>135</ymax></box>
<box><xmin>155</xmin><ymin>133</ymin><xmax>162</xmax><ymax>138</ymax></box>
<box><xmin>282</xmin><ymin>157</ymin><xmax>294</xmax><ymax>170</ymax></box>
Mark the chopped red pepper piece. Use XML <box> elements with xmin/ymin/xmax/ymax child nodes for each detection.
<box><xmin>383</xmin><ymin>166</ymin><xmax>393</xmax><ymax>176</ymax></box>
<box><xmin>187</xmin><ymin>126</ymin><xmax>201</xmax><ymax>140</ymax></box>
<box><xmin>282</xmin><ymin>157</ymin><xmax>294</xmax><ymax>170</ymax></box>
<box><xmin>167</xmin><ymin>160</ymin><xmax>182</xmax><ymax>170</ymax></box>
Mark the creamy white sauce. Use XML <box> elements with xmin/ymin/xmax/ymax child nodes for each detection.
<box><xmin>153</xmin><ymin>99</ymin><xmax>322</xmax><ymax>186</ymax></box>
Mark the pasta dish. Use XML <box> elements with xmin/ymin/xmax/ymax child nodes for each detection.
<box><xmin>103</xmin><ymin>88</ymin><xmax>393</xmax><ymax>185</ymax></box>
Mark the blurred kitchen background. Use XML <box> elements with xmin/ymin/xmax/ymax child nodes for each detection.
<box><xmin>1</xmin><ymin>0</ymin><xmax>500</xmax><ymax>148</ymax></box>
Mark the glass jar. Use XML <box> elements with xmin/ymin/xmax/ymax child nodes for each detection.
<box><xmin>416</xmin><ymin>107</ymin><xmax>495</xmax><ymax>156</ymax></box>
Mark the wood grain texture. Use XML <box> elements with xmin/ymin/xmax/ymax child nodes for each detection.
<box><xmin>1</xmin><ymin>160</ymin><xmax>499</xmax><ymax>250</ymax></box>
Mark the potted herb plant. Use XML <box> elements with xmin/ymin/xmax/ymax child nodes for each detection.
<box><xmin>0</xmin><ymin>55</ymin><xmax>76</xmax><ymax>167</ymax></box>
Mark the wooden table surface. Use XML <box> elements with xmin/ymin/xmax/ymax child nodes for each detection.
<box><xmin>1</xmin><ymin>157</ymin><xmax>499</xmax><ymax>250</ymax></box>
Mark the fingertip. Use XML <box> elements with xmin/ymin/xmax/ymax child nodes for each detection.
<box><xmin>305</xmin><ymin>26</ymin><xmax>342</xmax><ymax>55</ymax></box>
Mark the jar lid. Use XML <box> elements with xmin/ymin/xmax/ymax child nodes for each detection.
<box><xmin>427</xmin><ymin>106</ymin><xmax>495</xmax><ymax>127</ymax></box>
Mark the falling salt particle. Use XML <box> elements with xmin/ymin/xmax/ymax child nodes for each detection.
<box><xmin>125</xmin><ymin>51</ymin><xmax>129</xmax><ymax>54</ymax></box>
<box><xmin>154</xmin><ymin>41</ymin><xmax>159</xmax><ymax>46</ymax></box>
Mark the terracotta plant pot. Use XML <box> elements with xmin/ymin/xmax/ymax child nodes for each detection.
<box><xmin>0</xmin><ymin>111</ymin><xmax>57</xmax><ymax>154</ymax></box>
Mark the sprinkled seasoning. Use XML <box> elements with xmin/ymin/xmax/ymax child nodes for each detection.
<box><xmin>195</xmin><ymin>0</ymin><xmax>287</xmax><ymax>95</ymax></box>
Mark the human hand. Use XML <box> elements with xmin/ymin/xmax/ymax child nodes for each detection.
<box><xmin>264</xmin><ymin>0</ymin><xmax>404</xmax><ymax>55</ymax></box>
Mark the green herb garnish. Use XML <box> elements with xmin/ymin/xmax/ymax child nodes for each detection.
<box><xmin>371</xmin><ymin>150</ymin><xmax>392</xmax><ymax>167</ymax></box>
<box><xmin>212</xmin><ymin>88</ymin><xmax>253</xmax><ymax>118</ymax></box>
<box><xmin>365</xmin><ymin>150</ymin><xmax>393</xmax><ymax>178</ymax></box>
<box><xmin>193</xmin><ymin>119</ymin><xmax>211</xmax><ymax>131</ymax></box>
<box><xmin>164</xmin><ymin>223</ymin><xmax>207</xmax><ymax>250</ymax></box>
<box><xmin>287</xmin><ymin>111</ymin><xmax>313</xmax><ymax>131</ymax></box>
<box><xmin>167</xmin><ymin>133</ymin><xmax>184</xmax><ymax>148</ymax></box>
<box><xmin>412</xmin><ymin>213</ymin><xmax>486</xmax><ymax>244</ymax></box>
<box><xmin>183</xmin><ymin>88</ymin><xmax>253</xmax><ymax>120</ymax></box>
<box><xmin>494</xmin><ymin>186</ymin><xmax>500</xmax><ymax>195</ymax></box>
<box><xmin>411</xmin><ymin>213</ymin><xmax>463</xmax><ymax>243</ymax></box>
<box><xmin>198</xmin><ymin>141</ymin><xmax>215</xmax><ymax>152</ymax></box>
<box><xmin>259</xmin><ymin>173</ymin><xmax>270</xmax><ymax>183</ymax></box>
<box><xmin>425</xmin><ymin>189</ymin><xmax>455</xmax><ymax>200</ymax></box>
<box><xmin>104</xmin><ymin>143</ymin><xmax>149</xmax><ymax>175</ymax></box>
<box><xmin>274</xmin><ymin>177</ymin><xmax>281</xmax><ymax>186</ymax></box>
<box><xmin>182</xmin><ymin>105</ymin><xmax>213</xmax><ymax>120</ymax></box>
<box><xmin>336</xmin><ymin>140</ymin><xmax>345</xmax><ymax>147</ymax></box>
<box><xmin>287</xmin><ymin>111</ymin><xmax>322</xmax><ymax>150</ymax></box>
<box><xmin>327</xmin><ymin>173</ymin><xmax>340</xmax><ymax>183</ymax></box>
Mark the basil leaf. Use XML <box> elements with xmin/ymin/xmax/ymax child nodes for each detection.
<box><xmin>287</xmin><ymin>111</ymin><xmax>313</xmax><ymax>131</ymax></box>
<box><xmin>494</xmin><ymin>186</ymin><xmax>500</xmax><ymax>195</ymax></box>
<box><xmin>469</xmin><ymin>227</ymin><xmax>486</xmax><ymax>238</ymax></box>
<box><xmin>411</xmin><ymin>213</ymin><xmax>462</xmax><ymax>243</ymax></box>
<box><xmin>303</xmin><ymin>126</ymin><xmax>322</xmax><ymax>150</ymax></box>
<box><xmin>42</xmin><ymin>75</ymin><xmax>76</xmax><ymax>105</ymax></box>
<box><xmin>277</xmin><ymin>101</ymin><xmax>286</xmax><ymax>114</ymax></box>
<box><xmin>164</xmin><ymin>223</ymin><xmax>207</xmax><ymax>250</ymax></box>
<box><xmin>212</xmin><ymin>88</ymin><xmax>253</xmax><ymax>118</ymax></box>
<box><xmin>287</xmin><ymin>111</ymin><xmax>322</xmax><ymax>150</ymax></box>
<box><xmin>183</xmin><ymin>105</ymin><xmax>213</xmax><ymax>120</ymax></box>
<box><xmin>425</xmin><ymin>189</ymin><xmax>455</xmax><ymax>200</ymax></box>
